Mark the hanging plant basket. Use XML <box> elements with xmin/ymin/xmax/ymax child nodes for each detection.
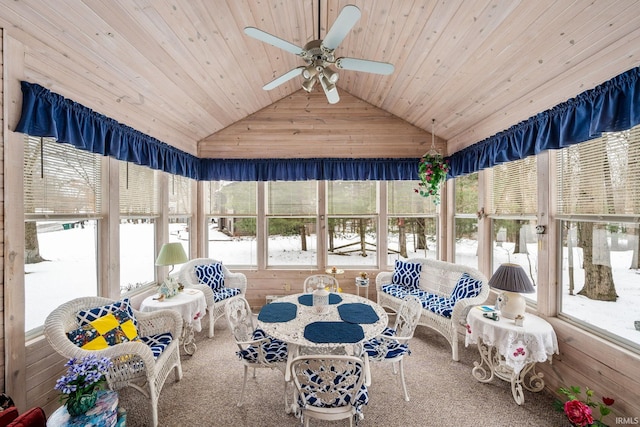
<box><xmin>415</xmin><ymin>152</ymin><xmax>450</xmax><ymax>204</ymax></box>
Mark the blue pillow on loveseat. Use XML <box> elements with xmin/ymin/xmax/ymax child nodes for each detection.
<box><xmin>392</xmin><ymin>260</ymin><xmax>422</xmax><ymax>291</ymax></box>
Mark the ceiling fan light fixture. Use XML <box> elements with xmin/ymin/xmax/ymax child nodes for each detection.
<box><xmin>322</xmin><ymin>67</ymin><xmax>339</xmax><ymax>84</ymax></box>
<box><xmin>302</xmin><ymin>78</ymin><xmax>317</xmax><ymax>92</ymax></box>
<box><xmin>302</xmin><ymin>64</ymin><xmax>319</xmax><ymax>80</ymax></box>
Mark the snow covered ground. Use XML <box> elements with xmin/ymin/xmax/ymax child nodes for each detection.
<box><xmin>24</xmin><ymin>222</ymin><xmax>640</xmax><ymax>348</ymax></box>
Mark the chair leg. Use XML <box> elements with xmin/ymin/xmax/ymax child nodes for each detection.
<box><xmin>208</xmin><ymin>312</ymin><xmax>215</xmax><ymax>338</ymax></box>
<box><xmin>238</xmin><ymin>365</ymin><xmax>249</xmax><ymax>407</ymax></box>
<box><xmin>399</xmin><ymin>359</ymin><xmax>409</xmax><ymax>401</ymax></box>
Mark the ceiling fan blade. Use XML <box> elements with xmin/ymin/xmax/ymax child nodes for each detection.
<box><xmin>335</xmin><ymin>57</ymin><xmax>395</xmax><ymax>75</ymax></box>
<box><xmin>262</xmin><ymin>67</ymin><xmax>304</xmax><ymax>90</ymax></box>
<box><xmin>244</xmin><ymin>27</ymin><xmax>303</xmax><ymax>56</ymax></box>
<box><xmin>319</xmin><ymin>76</ymin><xmax>340</xmax><ymax>104</ymax></box>
<box><xmin>322</xmin><ymin>5</ymin><xmax>361</xmax><ymax>51</ymax></box>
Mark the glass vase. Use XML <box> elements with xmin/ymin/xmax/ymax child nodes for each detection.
<box><xmin>66</xmin><ymin>390</ymin><xmax>98</xmax><ymax>417</ymax></box>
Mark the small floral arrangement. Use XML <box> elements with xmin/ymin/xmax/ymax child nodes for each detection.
<box><xmin>55</xmin><ymin>355</ymin><xmax>113</xmax><ymax>416</ymax></box>
<box><xmin>359</xmin><ymin>272</ymin><xmax>368</xmax><ymax>280</ymax></box>
<box><xmin>554</xmin><ymin>386</ymin><xmax>614</xmax><ymax>427</ymax></box>
<box><xmin>415</xmin><ymin>153</ymin><xmax>450</xmax><ymax>204</ymax></box>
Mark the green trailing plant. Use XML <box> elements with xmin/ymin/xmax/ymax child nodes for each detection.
<box><xmin>415</xmin><ymin>153</ymin><xmax>450</xmax><ymax>204</ymax></box>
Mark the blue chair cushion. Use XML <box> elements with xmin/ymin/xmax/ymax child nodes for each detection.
<box><xmin>237</xmin><ymin>329</ymin><xmax>288</xmax><ymax>362</ymax></box>
<box><xmin>195</xmin><ymin>263</ymin><xmax>225</xmax><ymax>291</ymax></box>
<box><xmin>213</xmin><ymin>287</ymin><xmax>241</xmax><ymax>303</ymax></box>
<box><xmin>391</xmin><ymin>260</ymin><xmax>422</xmax><ymax>291</ymax></box>
<box><xmin>363</xmin><ymin>328</ymin><xmax>411</xmax><ymax>360</ymax></box>
<box><xmin>450</xmin><ymin>273</ymin><xmax>483</xmax><ymax>302</ymax></box>
<box><xmin>297</xmin><ymin>363</ymin><xmax>369</xmax><ymax>411</ymax></box>
<box><xmin>140</xmin><ymin>332</ymin><xmax>173</xmax><ymax>359</ymax></box>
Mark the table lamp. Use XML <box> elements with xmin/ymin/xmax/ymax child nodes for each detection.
<box><xmin>155</xmin><ymin>242</ymin><xmax>188</xmax><ymax>298</ymax></box>
<box><xmin>489</xmin><ymin>263</ymin><xmax>535</xmax><ymax>319</ymax></box>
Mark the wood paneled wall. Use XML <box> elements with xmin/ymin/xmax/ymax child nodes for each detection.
<box><xmin>199</xmin><ymin>89</ymin><xmax>445</xmax><ymax>159</ymax></box>
<box><xmin>0</xmin><ymin>27</ymin><xmax>6</xmax><ymax>398</ymax></box>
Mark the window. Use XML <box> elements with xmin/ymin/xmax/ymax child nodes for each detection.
<box><xmin>120</xmin><ymin>162</ymin><xmax>160</xmax><ymax>292</ymax></box>
<box><xmin>490</xmin><ymin>157</ymin><xmax>538</xmax><ymax>299</ymax></box>
<box><xmin>327</xmin><ymin>181</ymin><xmax>378</xmax><ymax>267</ymax></box>
<box><xmin>557</xmin><ymin>126</ymin><xmax>640</xmax><ymax>349</ymax></box>
<box><xmin>266</xmin><ymin>182</ymin><xmax>318</xmax><ymax>267</ymax></box>
<box><xmin>387</xmin><ymin>181</ymin><xmax>437</xmax><ymax>263</ymax></box>
<box><xmin>454</xmin><ymin>173</ymin><xmax>479</xmax><ymax>268</ymax></box>
<box><xmin>205</xmin><ymin>181</ymin><xmax>257</xmax><ymax>267</ymax></box>
<box><xmin>23</xmin><ymin>136</ymin><xmax>101</xmax><ymax>333</ymax></box>
<box><xmin>168</xmin><ymin>173</ymin><xmax>193</xmax><ymax>269</ymax></box>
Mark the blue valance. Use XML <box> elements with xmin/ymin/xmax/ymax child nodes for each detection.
<box><xmin>15</xmin><ymin>81</ymin><xmax>418</xmax><ymax>181</ymax></box>
<box><xmin>200</xmin><ymin>157</ymin><xmax>418</xmax><ymax>181</ymax></box>
<box><xmin>16</xmin><ymin>81</ymin><xmax>201</xmax><ymax>179</ymax></box>
<box><xmin>447</xmin><ymin>66</ymin><xmax>640</xmax><ymax>178</ymax></box>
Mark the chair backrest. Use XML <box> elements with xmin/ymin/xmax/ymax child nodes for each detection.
<box><xmin>393</xmin><ymin>295</ymin><xmax>423</xmax><ymax>339</ymax></box>
<box><xmin>290</xmin><ymin>354</ymin><xmax>366</xmax><ymax>409</ymax></box>
<box><xmin>303</xmin><ymin>274</ymin><xmax>338</xmax><ymax>293</ymax></box>
<box><xmin>224</xmin><ymin>297</ymin><xmax>255</xmax><ymax>343</ymax></box>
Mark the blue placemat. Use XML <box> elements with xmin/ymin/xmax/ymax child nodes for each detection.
<box><xmin>298</xmin><ymin>293</ymin><xmax>343</xmax><ymax>306</ymax></box>
<box><xmin>303</xmin><ymin>321</ymin><xmax>364</xmax><ymax>344</ymax></box>
<box><xmin>257</xmin><ymin>302</ymin><xmax>297</xmax><ymax>322</ymax></box>
<box><xmin>338</xmin><ymin>303</ymin><xmax>380</xmax><ymax>324</ymax></box>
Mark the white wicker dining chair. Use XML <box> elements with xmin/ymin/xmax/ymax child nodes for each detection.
<box><xmin>303</xmin><ymin>274</ymin><xmax>338</xmax><ymax>293</ymax></box>
<box><xmin>179</xmin><ymin>258</ymin><xmax>247</xmax><ymax>338</ymax></box>
<box><xmin>224</xmin><ymin>297</ymin><xmax>289</xmax><ymax>410</ymax></box>
<box><xmin>44</xmin><ymin>296</ymin><xmax>183</xmax><ymax>427</ymax></box>
<box><xmin>290</xmin><ymin>354</ymin><xmax>370</xmax><ymax>427</ymax></box>
<box><xmin>363</xmin><ymin>295</ymin><xmax>422</xmax><ymax>401</ymax></box>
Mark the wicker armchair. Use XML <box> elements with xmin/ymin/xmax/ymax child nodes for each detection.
<box><xmin>44</xmin><ymin>297</ymin><xmax>183</xmax><ymax>427</ymax></box>
<box><xmin>179</xmin><ymin>258</ymin><xmax>247</xmax><ymax>338</ymax></box>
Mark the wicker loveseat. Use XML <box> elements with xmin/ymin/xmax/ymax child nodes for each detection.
<box><xmin>376</xmin><ymin>258</ymin><xmax>489</xmax><ymax>361</ymax></box>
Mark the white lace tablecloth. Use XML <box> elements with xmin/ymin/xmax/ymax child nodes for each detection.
<box><xmin>256</xmin><ymin>292</ymin><xmax>388</xmax><ymax>349</ymax></box>
<box><xmin>140</xmin><ymin>289</ymin><xmax>207</xmax><ymax>332</ymax></box>
<box><xmin>465</xmin><ymin>308</ymin><xmax>559</xmax><ymax>375</ymax></box>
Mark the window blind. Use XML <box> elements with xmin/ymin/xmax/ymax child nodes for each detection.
<box><xmin>387</xmin><ymin>181</ymin><xmax>437</xmax><ymax>215</ymax></box>
<box><xmin>119</xmin><ymin>162</ymin><xmax>160</xmax><ymax>216</ymax></box>
<box><xmin>491</xmin><ymin>156</ymin><xmax>537</xmax><ymax>215</ymax></box>
<box><xmin>168</xmin><ymin>173</ymin><xmax>192</xmax><ymax>216</ymax></box>
<box><xmin>455</xmin><ymin>173</ymin><xmax>478</xmax><ymax>214</ymax></box>
<box><xmin>267</xmin><ymin>182</ymin><xmax>317</xmax><ymax>215</ymax></box>
<box><xmin>557</xmin><ymin>124</ymin><xmax>640</xmax><ymax>215</ymax></box>
<box><xmin>204</xmin><ymin>181</ymin><xmax>257</xmax><ymax>215</ymax></box>
<box><xmin>24</xmin><ymin>135</ymin><xmax>101</xmax><ymax>217</ymax></box>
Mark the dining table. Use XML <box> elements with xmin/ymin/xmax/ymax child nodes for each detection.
<box><xmin>255</xmin><ymin>292</ymin><xmax>389</xmax><ymax>382</ymax></box>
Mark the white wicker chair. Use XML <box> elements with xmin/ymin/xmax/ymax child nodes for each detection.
<box><xmin>178</xmin><ymin>258</ymin><xmax>247</xmax><ymax>338</ymax></box>
<box><xmin>302</xmin><ymin>274</ymin><xmax>339</xmax><ymax>293</ymax></box>
<box><xmin>44</xmin><ymin>296</ymin><xmax>183</xmax><ymax>427</ymax></box>
<box><xmin>290</xmin><ymin>354</ymin><xmax>369</xmax><ymax>427</ymax></box>
<box><xmin>363</xmin><ymin>295</ymin><xmax>422</xmax><ymax>401</ymax></box>
<box><xmin>224</xmin><ymin>297</ymin><xmax>289</xmax><ymax>409</ymax></box>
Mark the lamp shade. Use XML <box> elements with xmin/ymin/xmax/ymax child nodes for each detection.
<box><xmin>155</xmin><ymin>242</ymin><xmax>188</xmax><ymax>266</ymax></box>
<box><xmin>488</xmin><ymin>263</ymin><xmax>535</xmax><ymax>294</ymax></box>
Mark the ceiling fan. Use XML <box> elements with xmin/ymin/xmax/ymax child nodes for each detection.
<box><xmin>244</xmin><ymin>4</ymin><xmax>394</xmax><ymax>104</ymax></box>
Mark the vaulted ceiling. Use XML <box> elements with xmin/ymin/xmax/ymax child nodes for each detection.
<box><xmin>2</xmin><ymin>0</ymin><xmax>639</xmax><ymax>158</ymax></box>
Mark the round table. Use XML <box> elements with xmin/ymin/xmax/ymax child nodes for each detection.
<box><xmin>140</xmin><ymin>289</ymin><xmax>207</xmax><ymax>355</ymax></box>
<box><xmin>256</xmin><ymin>292</ymin><xmax>388</xmax><ymax>351</ymax></box>
<box><xmin>465</xmin><ymin>308</ymin><xmax>559</xmax><ymax>405</ymax></box>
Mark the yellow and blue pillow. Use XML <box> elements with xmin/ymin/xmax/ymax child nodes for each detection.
<box><xmin>68</xmin><ymin>309</ymin><xmax>139</xmax><ymax>350</ymax></box>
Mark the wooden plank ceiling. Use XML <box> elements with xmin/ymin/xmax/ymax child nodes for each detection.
<box><xmin>1</xmin><ymin>0</ymin><xmax>639</xmax><ymax>158</ymax></box>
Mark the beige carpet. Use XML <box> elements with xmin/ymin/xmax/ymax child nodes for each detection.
<box><xmin>118</xmin><ymin>319</ymin><xmax>570</xmax><ymax>426</ymax></box>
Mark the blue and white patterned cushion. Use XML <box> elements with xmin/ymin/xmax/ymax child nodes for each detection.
<box><xmin>363</xmin><ymin>329</ymin><xmax>410</xmax><ymax>360</ymax></box>
<box><xmin>450</xmin><ymin>273</ymin><xmax>482</xmax><ymax>302</ymax></box>
<box><xmin>425</xmin><ymin>297</ymin><xmax>454</xmax><ymax>318</ymax></box>
<box><xmin>297</xmin><ymin>363</ymin><xmax>369</xmax><ymax>413</ymax></box>
<box><xmin>213</xmin><ymin>287</ymin><xmax>241</xmax><ymax>303</ymax></box>
<box><xmin>76</xmin><ymin>298</ymin><xmax>138</xmax><ymax>328</ymax></box>
<box><xmin>381</xmin><ymin>284</ymin><xmax>408</xmax><ymax>299</ymax></box>
<box><xmin>140</xmin><ymin>332</ymin><xmax>173</xmax><ymax>359</ymax></box>
<box><xmin>392</xmin><ymin>260</ymin><xmax>422</xmax><ymax>291</ymax></box>
<box><xmin>195</xmin><ymin>263</ymin><xmax>225</xmax><ymax>291</ymax></box>
<box><xmin>237</xmin><ymin>329</ymin><xmax>288</xmax><ymax>362</ymax></box>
